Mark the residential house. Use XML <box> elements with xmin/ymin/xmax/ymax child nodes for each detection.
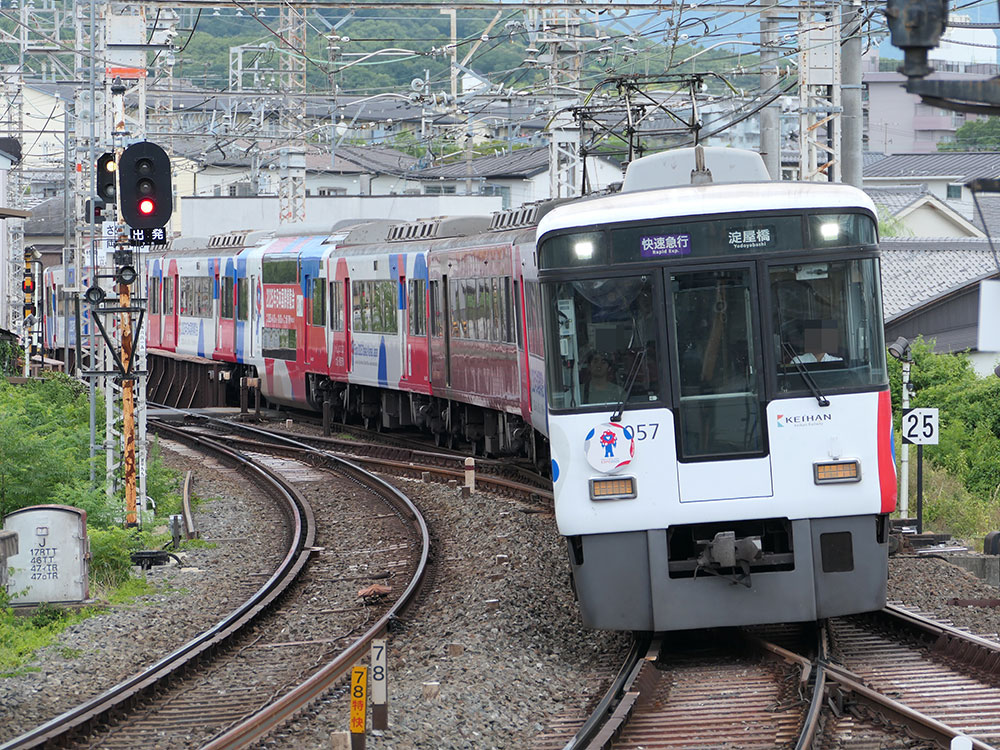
<box><xmin>880</xmin><ymin>237</ymin><xmax>1000</xmax><ymax>376</ymax></box>
<box><xmin>866</xmin><ymin>185</ymin><xmax>985</xmax><ymax>238</ymax></box>
<box><xmin>864</xmin><ymin>151</ymin><xmax>1000</xmax><ymax>219</ymax></box>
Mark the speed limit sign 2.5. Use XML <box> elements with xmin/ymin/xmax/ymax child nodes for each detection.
<box><xmin>902</xmin><ymin>408</ymin><xmax>939</xmax><ymax>445</ymax></box>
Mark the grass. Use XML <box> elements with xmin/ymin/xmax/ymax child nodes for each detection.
<box><xmin>0</xmin><ymin>600</ymin><xmax>91</xmax><ymax>677</ymax></box>
<box><xmin>897</xmin><ymin>439</ymin><xmax>1000</xmax><ymax>546</ymax></box>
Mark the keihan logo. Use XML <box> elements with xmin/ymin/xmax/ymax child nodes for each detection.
<box><xmin>777</xmin><ymin>413</ymin><xmax>833</xmax><ymax>427</ymax></box>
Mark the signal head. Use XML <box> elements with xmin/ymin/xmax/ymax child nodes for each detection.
<box><xmin>119</xmin><ymin>142</ymin><xmax>172</xmax><ymax>230</ymax></box>
<box><xmin>96</xmin><ymin>152</ymin><xmax>117</xmax><ymax>203</ymax></box>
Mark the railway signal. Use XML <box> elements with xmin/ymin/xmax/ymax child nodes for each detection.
<box><xmin>97</xmin><ymin>152</ymin><xmax>117</xmax><ymax>203</ymax></box>
<box><xmin>119</xmin><ymin>141</ymin><xmax>172</xmax><ymax>230</ymax></box>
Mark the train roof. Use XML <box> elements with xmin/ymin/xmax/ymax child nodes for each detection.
<box><xmin>536</xmin><ymin>181</ymin><xmax>879</xmax><ymax>239</ymax></box>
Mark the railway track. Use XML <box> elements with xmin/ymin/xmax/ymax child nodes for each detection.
<box><xmin>537</xmin><ymin>605</ymin><xmax>1000</xmax><ymax>750</ymax></box>
<box><xmin>1</xmin><ymin>420</ymin><xmax>430</xmax><ymax>750</ymax></box>
<box><xmin>251</xmin><ymin>405</ymin><xmax>552</xmax><ymax>491</ymax></box>
<box><xmin>170</xmin><ymin>412</ymin><xmax>554</xmax><ymax>508</ymax></box>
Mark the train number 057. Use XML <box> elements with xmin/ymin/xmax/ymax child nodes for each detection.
<box><xmin>631</xmin><ymin>423</ymin><xmax>659</xmax><ymax>441</ymax></box>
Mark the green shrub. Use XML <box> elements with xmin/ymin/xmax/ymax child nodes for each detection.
<box><xmin>146</xmin><ymin>438</ymin><xmax>183</xmax><ymax>518</ymax></box>
<box><xmin>88</xmin><ymin>527</ymin><xmax>141</xmax><ymax>591</ymax></box>
<box><xmin>889</xmin><ymin>337</ymin><xmax>1000</xmax><ymax>537</ymax></box>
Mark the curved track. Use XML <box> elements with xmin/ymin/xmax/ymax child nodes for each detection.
<box><xmin>1</xmin><ymin>420</ymin><xmax>430</xmax><ymax>750</ymax></box>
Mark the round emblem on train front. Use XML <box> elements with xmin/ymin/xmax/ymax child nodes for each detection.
<box><xmin>584</xmin><ymin>422</ymin><xmax>635</xmax><ymax>473</ymax></box>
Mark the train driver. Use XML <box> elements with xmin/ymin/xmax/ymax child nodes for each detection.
<box><xmin>792</xmin><ymin>319</ymin><xmax>842</xmax><ymax>364</ymax></box>
<box><xmin>586</xmin><ymin>351</ymin><xmax>622</xmax><ymax>403</ymax></box>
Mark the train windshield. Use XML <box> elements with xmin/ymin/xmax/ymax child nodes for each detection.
<box><xmin>543</xmin><ymin>276</ymin><xmax>662</xmax><ymax>410</ymax></box>
<box><xmin>770</xmin><ymin>258</ymin><xmax>887</xmax><ymax>393</ymax></box>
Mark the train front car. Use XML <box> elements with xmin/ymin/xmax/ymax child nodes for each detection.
<box><xmin>538</xmin><ymin>148</ymin><xmax>896</xmax><ymax>632</ymax></box>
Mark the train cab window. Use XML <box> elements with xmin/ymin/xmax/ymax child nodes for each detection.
<box><xmin>770</xmin><ymin>258</ymin><xmax>887</xmax><ymax>394</ymax></box>
<box><xmin>669</xmin><ymin>269</ymin><xmax>763</xmax><ymax>459</ymax></box>
<box><xmin>542</xmin><ymin>276</ymin><xmax>661</xmax><ymax>410</ymax></box>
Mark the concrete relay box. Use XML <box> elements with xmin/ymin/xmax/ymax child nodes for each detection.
<box><xmin>3</xmin><ymin>505</ymin><xmax>90</xmax><ymax>605</ymax></box>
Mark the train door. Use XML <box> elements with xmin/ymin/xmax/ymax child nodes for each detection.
<box><xmin>236</xmin><ymin>272</ymin><xmax>248</xmax><ymax>362</ymax></box>
<box><xmin>398</xmin><ymin>269</ymin><xmax>407</xmax><ymax>377</ymax></box>
<box><xmin>162</xmin><ymin>262</ymin><xmax>177</xmax><ymax>351</ymax></box>
<box><xmin>345</xmin><ymin>277</ymin><xmax>352</xmax><ymax>372</ymax></box>
<box><xmin>304</xmin><ymin>272</ymin><xmax>325</xmax><ymax>369</ymax></box>
<box><xmin>665</xmin><ymin>265</ymin><xmax>772</xmax><ymax>501</ymax></box>
<box><xmin>249</xmin><ymin>273</ymin><xmax>260</xmax><ymax>359</ymax></box>
<box><xmin>441</xmin><ymin>274</ymin><xmax>451</xmax><ymax>387</ymax></box>
<box><xmin>214</xmin><ymin>262</ymin><xmax>221</xmax><ymax>345</ymax></box>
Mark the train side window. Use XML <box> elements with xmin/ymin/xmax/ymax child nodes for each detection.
<box><xmin>409</xmin><ymin>279</ymin><xmax>426</xmax><ymax>335</ymax></box>
<box><xmin>329</xmin><ymin>280</ymin><xmax>343</xmax><ymax>331</ymax></box>
<box><xmin>491</xmin><ymin>277</ymin><xmax>502</xmax><ymax>341</ymax></box>
<box><xmin>150</xmin><ymin>277</ymin><xmax>160</xmax><ymax>315</ymax></box>
<box><xmin>384</xmin><ymin>280</ymin><xmax>398</xmax><ymax>333</ymax></box>
<box><xmin>311</xmin><ymin>278</ymin><xmax>325</xmax><ymax>326</ymax></box>
<box><xmin>221</xmin><ymin>277</ymin><xmax>234</xmax><ymax>319</ymax></box>
<box><xmin>237</xmin><ymin>278</ymin><xmax>248</xmax><ymax>321</ymax></box>
<box><xmin>451</xmin><ymin>279</ymin><xmax>465</xmax><ymax>339</ymax></box>
<box><xmin>163</xmin><ymin>277</ymin><xmax>174</xmax><ymax>315</ymax></box>
<box><xmin>353</xmin><ymin>280</ymin><xmax>365</xmax><ymax>331</ymax></box>
<box><xmin>429</xmin><ymin>280</ymin><xmax>441</xmax><ymax>336</ymax></box>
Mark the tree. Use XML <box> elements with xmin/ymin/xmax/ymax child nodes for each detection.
<box><xmin>939</xmin><ymin>117</ymin><xmax>1000</xmax><ymax>152</ymax></box>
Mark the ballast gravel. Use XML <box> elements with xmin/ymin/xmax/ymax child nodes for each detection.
<box><xmin>3</xmin><ymin>437</ymin><xmax>1000</xmax><ymax>749</ymax></box>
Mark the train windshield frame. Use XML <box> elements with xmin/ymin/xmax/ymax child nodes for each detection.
<box><xmin>539</xmin><ymin>209</ymin><xmax>886</xmax><ymax>423</ymax></box>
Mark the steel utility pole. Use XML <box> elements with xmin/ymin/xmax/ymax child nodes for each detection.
<box><xmin>841</xmin><ymin>0</ymin><xmax>863</xmax><ymax>187</ymax></box>
<box><xmin>760</xmin><ymin>0</ymin><xmax>781</xmax><ymax>179</ymax></box>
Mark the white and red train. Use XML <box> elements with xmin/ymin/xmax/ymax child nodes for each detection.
<box><xmin>43</xmin><ymin>147</ymin><xmax>897</xmax><ymax>632</ymax></box>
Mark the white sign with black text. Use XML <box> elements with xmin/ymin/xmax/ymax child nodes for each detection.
<box><xmin>902</xmin><ymin>407</ymin><xmax>939</xmax><ymax>445</ymax></box>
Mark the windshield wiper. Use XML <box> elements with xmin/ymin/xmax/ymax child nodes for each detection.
<box><xmin>611</xmin><ymin>348</ymin><xmax>647</xmax><ymax>423</ymax></box>
<box><xmin>782</xmin><ymin>342</ymin><xmax>830</xmax><ymax>407</ymax></box>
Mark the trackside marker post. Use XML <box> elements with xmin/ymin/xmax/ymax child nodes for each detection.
<box><xmin>464</xmin><ymin>457</ymin><xmax>475</xmax><ymax>491</ymax></box>
<box><xmin>350</xmin><ymin>666</ymin><xmax>367</xmax><ymax>749</ymax></box>
<box><xmin>371</xmin><ymin>638</ymin><xmax>388</xmax><ymax>729</ymax></box>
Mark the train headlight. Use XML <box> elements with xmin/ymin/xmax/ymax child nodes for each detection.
<box><xmin>574</xmin><ymin>240</ymin><xmax>594</xmax><ymax>260</ymax></box>
<box><xmin>589</xmin><ymin>476</ymin><xmax>636</xmax><ymax>500</ymax></box>
<box><xmin>819</xmin><ymin>222</ymin><xmax>840</xmax><ymax>241</ymax></box>
<box><xmin>813</xmin><ymin>460</ymin><xmax>860</xmax><ymax>484</ymax></box>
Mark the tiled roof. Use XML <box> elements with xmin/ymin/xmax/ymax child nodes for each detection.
<box><xmin>865</xmin><ymin>152</ymin><xmax>1000</xmax><ymax>181</ymax></box>
<box><xmin>24</xmin><ymin>193</ymin><xmax>65</xmax><ymax>236</ymax></box>
<box><xmin>865</xmin><ymin>184</ymin><xmax>928</xmax><ymax>214</ymax></box>
<box><xmin>968</xmin><ymin>193</ymin><xmax>1000</xmax><ymax>235</ymax></box>
<box><xmin>880</xmin><ymin>237</ymin><xmax>1000</xmax><ymax>319</ymax></box>
<box><xmin>413</xmin><ymin>146</ymin><xmax>549</xmax><ymax>180</ymax></box>
<box><xmin>863</xmin><ymin>151</ymin><xmax>887</xmax><ymax>169</ymax></box>
<box><xmin>305</xmin><ymin>145</ymin><xmax>418</xmax><ymax>175</ymax></box>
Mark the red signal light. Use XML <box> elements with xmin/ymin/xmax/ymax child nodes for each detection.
<box><xmin>22</xmin><ymin>277</ymin><xmax>34</xmax><ymax>295</ymax></box>
<box><xmin>138</xmin><ymin>198</ymin><xmax>155</xmax><ymax>215</ymax></box>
